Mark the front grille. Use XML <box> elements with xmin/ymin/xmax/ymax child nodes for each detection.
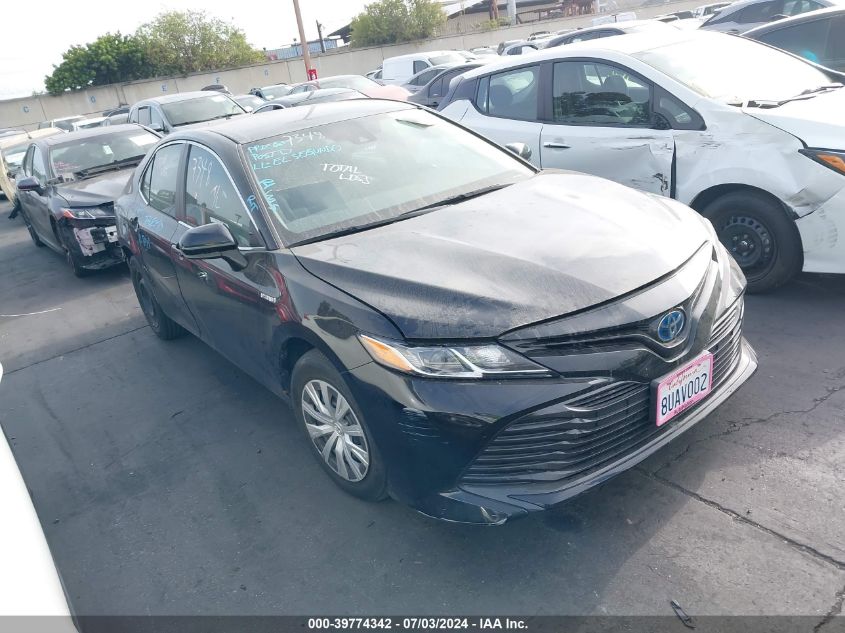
<box><xmin>461</xmin><ymin>299</ymin><xmax>746</xmax><ymax>487</ymax></box>
<box><xmin>710</xmin><ymin>300</ymin><xmax>743</xmax><ymax>389</ymax></box>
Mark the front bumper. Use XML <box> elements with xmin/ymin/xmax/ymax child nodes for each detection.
<box><xmin>58</xmin><ymin>218</ymin><xmax>124</xmax><ymax>270</ymax></box>
<box><xmin>345</xmin><ymin>337</ymin><xmax>757</xmax><ymax>525</ymax></box>
<box><xmin>795</xmin><ymin>186</ymin><xmax>845</xmax><ymax>275</ymax></box>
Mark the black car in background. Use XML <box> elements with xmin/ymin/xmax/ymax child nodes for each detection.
<box><xmin>16</xmin><ymin>124</ymin><xmax>159</xmax><ymax>276</ymax></box>
<box><xmin>744</xmin><ymin>6</ymin><xmax>845</xmax><ymax>70</ymax></box>
<box><xmin>407</xmin><ymin>62</ymin><xmax>486</xmax><ymax>108</ymax></box>
<box><xmin>127</xmin><ymin>91</ymin><xmax>247</xmax><ymax>135</ymax></box>
<box><xmin>115</xmin><ymin>100</ymin><xmax>756</xmax><ymax>524</ymax></box>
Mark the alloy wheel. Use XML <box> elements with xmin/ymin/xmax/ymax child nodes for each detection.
<box><xmin>301</xmin><ymin>379</ymin><xmax>370</xmax><ymax>482</ymax></box>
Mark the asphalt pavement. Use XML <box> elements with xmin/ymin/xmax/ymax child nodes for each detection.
<box><xmin>0</xmin><ymin>199</ymin><xmax>843</xmax><ymax>626</ymax></box>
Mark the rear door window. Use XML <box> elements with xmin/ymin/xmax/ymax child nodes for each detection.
<box><xmin>476</xmin><ymin>65</ymin><xmax>540</xmax><ymax>121</ymax></box>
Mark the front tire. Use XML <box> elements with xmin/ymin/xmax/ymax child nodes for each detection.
<box><xmin>702</xmin><ymin>191</ymin><xmax>802</xmax><ymax>293</ymax></box>
<box><xmin>129</xmin><ymin>258</ymin><xmax>186</xmax><ymax>340</ymax></box>
<box><xmin>292</xmin><ymin>350</ymin><xmax>388</xmax><ymax>502</ymax></box>
<box><xmin>20</xmin><ymin>209</ymin><xmax>44</xmax><ymax>247</ymax></box>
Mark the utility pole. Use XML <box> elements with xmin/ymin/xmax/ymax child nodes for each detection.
<box><xmin>316</xmin><ymin>20</ymin><xmax>326</xmax><ymax>53</ymax></box>
<box><xmin>507</xmin><ymin>0</ymin><xmax>517</xmax><ymax>24</ymax></box>
<box><xmin>292</xmin><ymin>0</ymin><xmax>316</xmax><ymax>80</ymax></box>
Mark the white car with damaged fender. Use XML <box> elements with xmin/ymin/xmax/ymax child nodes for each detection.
<box><xmin>15</xmin><ymin>125</ymin><xmax>159</xmax><ymax>276</ymax></box>
<box><xmin>439</xmin><ymin>29</ymin><xmax>845</xmax><ymax>292</ymax></box>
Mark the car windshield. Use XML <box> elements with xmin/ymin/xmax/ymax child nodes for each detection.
<box><xmin>4</xmin><ymin>144</ymin><xmax>29</xmax><ymax>172</ymax></box>
<box><xmin>162</xmin><ymin>95</ymin><xmax>245</xmax><ymax>126</ymax></box>
<box><xmin>262</xmin><ymin>85</ymin><xmax>294</xmax><ymax>99</ymax></box>
<box><xmin>244</xmin><ymin>108</ymin><xmax>532</xmax><ymax>244</ymax></box>
<box><xmin>429</xmin><ymin>52</ymin><xmax>466</xmax><ymax>65</ymax></box>
<box><xmin>236</xmin><ymin>95</ymin><xmax>264</xmax><ymax>110</ymax></box>
<box><xmin>49</xmin><ymin>129</ymin><xmax>159</xmax><ymax>179</ymax></box>
<box><xmin>319</xmin><ymin>76</ymin><xmax>378</xmax><ymax>91</ymax></box>
<box><xmin>54</xmin><ymin>117</ymin><xmax>86</xmax><ymax>132</ymax></box>
<box><xmin>633</xmin><ymin>35</ymin><xmax>835</xmax><ymax>103</ymax></box>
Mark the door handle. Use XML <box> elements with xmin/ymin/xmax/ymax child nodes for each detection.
<box><xmin>543</xmin><ymin>142</ymin><xmax>571</xmax><ymax>149</ymax></box>
<box><xmin>197</xmin><ymin>270</ymin><xmax>208</xmax><ymax>280</ymax></box>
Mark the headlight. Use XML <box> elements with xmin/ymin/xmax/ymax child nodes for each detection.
<box><xmin>800</xmin><ymin>148</ymin><xmax>845</xmax><ymax>177</ymax></box>
<box><xmin>61</xmin><ymin>207</ymin><xmax>112</xmax><ymax>219</ymax></box>
<box><xmin>358</xmin><ymin>334</ymin><xmax>551</xmax><ymax>378</ymax></box>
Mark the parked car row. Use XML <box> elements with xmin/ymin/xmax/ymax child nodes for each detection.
<box><xmin>7</xmin><ymin>20</ymin><xmax>843</xmax><ymax>524</ymax></box>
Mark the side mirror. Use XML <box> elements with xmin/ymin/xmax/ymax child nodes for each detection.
<box><xmin>16</xmin><ymin>176</ymin><xmax>42</xmax><ymax>194</ymax></box>
<box><xmin>651</xmin><ymin>112</ymin><xmax>672</xmax><ymax>130</ymax></box>
<box><xmin>505</xmin><ymin>142</ymin><xmax>532</xmax><ymax>161</ymax></box>
<box><xmin>177</xmin><ymin>222</ymin><xmax>247</xmax><ymax>271</ymax></box>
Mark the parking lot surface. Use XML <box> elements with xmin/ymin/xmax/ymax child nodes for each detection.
<box><xmin>0</xmin><ymin>199</ymin><xmax>843</xmax><ymax>623</ymax></box>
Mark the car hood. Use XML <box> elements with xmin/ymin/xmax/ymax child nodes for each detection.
<box><xmin>291</xmin><ymin>172</ymin><xmax>709</xmax><ymax>339</ymax></box>
<box><xmin>56</xmin><ymin>169</ymin><xmax>132</xmax><ymax>207</ymax></box>
<box><xmin>744</xmin><ymin>89</ymin><xmax>845</xmax><ymax>148</ymax></box>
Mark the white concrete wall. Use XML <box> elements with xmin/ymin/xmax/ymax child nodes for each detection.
<box><xmin>0</xmin><ymin>0</ymin><xmax>701</xmax><ymax>131</ymax></box>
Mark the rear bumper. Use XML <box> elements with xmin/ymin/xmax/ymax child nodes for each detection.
<box><xmin>346</xmin><ymin>338</ymin><xmax>757</xmax><ymax>525</ymax></box>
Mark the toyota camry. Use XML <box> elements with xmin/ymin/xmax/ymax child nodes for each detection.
<box><xmin>115</xmin><ymin>100</ymin><xmax>756</xmax><ymax>524</ymax></box>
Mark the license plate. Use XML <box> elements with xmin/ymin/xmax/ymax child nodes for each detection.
<box><xmin>654</xmin><ymin>352</ymin><xmax>713</xmax><ymax>427</ymax></box>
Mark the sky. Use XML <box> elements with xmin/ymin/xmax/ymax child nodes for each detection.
<box><xmin>0</xmin><ymin>0</ymin><xmax>372</xmax><ymax>99</ymax></box>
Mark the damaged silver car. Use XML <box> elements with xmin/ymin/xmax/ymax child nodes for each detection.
<box><xmin>439</xmin><ymin>29</ymin><xmax>845</xmax><ymax>292</ymax></box>
<box><xmin>16</xmin><ymin>125</ymin><xmax>159</xmax><ymax>276</ymax></box>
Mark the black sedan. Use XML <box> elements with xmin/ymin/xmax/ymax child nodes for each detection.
<box><xmin>115</xmin><ymin>101</ymin><xmax>757</xmax><ymax>524</ymax></box>
<box><xmin>16</xmin><ymin>125</ymin><xmax>159</xmax><ymax>276</ymax></box>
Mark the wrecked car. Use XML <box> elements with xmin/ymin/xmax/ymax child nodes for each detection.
<box><xmin>439</xmin><ymin>29</ymin><xmax>845</xmax><ymax>292</ymax></box>
<box><xmin>116</xmin><ymin>100</ymin><xmax>756</xmax><ymax>524</ymax></box>
<box><xmin>16</xmin><ymin>125</ymin><xmax>159</xmax><ymax>276</ymax></box>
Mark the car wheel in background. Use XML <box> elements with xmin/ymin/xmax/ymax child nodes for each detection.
<box><xmin>20</xmin><ymin>210</ymin><xmax>44</xmax><ymax>247</ymax></box>
<box><xmin>292</xmin><ymin>350</ymin><xmax>388</xmax><ymax>501</ymax></box>
<box><xmin>703</xmin><ymin>191</ymin><xmax>801</xmax><ymax>293</ymax></box>
<box><xmin>129</xmin><ymin>258</ymin><xmax>186</xmax><ymax>340</ymax></box>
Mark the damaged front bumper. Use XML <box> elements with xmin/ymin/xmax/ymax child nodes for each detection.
<box><xmin>58</xmin><ymin>217</ymin><xmax>125</xmax><ymax>270</ymax></box>
<box><xmin>796</xmin><ymin>186</ymin><xmax>845</xmax><ymax>275</ymax></box>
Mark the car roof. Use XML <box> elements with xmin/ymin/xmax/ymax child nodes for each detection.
<box><xmin>135</xmin><ymin>91</ymin><xmax>223</xmax><ymax>105</ymax></box>
<box><xmin>744</xmin><ymin>4</ymin><xmax>845</xmax><ymax>33</ymax></box>
<box><xmin>384</xmin><ymin>51</ymin><xmax>459</xmax><ymax>62</ymax></box>
<box><xmin>171</xmin><ymin>99</ymin><xmax>414</xmax><ymax>145</ymax></box>
<box><xmin>42</xmin><ymin>123</ymin><xmax>151</xmax><ymax>146</ymax></box>
<box><xmin>459</xmin><ymin>26</ymin><xmax>704</xmax><ymax>80</ymax></box>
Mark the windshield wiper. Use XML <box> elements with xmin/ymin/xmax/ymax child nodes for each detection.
<box><xmin>289</xmin><ymin>184</ymin><xmax>514</xmax><ymax>247</ymax></box>
<box><xmin>746</xmin><ymin>84</ymin><xmax>843</xmax><ymax>108</ymax></box>
<box><xmin>73</xmin><ymin>156</ymin><xmax>144</xmax><ymax>178</ymax></box>
<box><xmin>290</xmin><ymin>208</ymin><xmax>435</xmax><ymax>247</ymax></box>
<box><xmin>407</xmin><ymin>183</ymin><xmax>513</xmax><ymax>213</ymax></box>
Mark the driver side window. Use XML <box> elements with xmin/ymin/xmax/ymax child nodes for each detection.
<box><xmin>552</xmin><ymin>61</ymin><xmax>652</xmax><ymax>127</ymax></box>
<box><xmin>183</xmin><ymin>145</ymin><xmax>263</xmax><ymax>248</ymax></box>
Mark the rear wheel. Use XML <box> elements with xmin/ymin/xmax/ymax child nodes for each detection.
<box><xmin>292</xmin><ymin>350</ymin><xmax>388</xmax><ymax>501</ymax></box>
<box><xmin>702</xmin><ymin>191</ymin><xmax>802</xmax><ymax>293</ymax></box>
<box><xmin>129</xmin><ymin>258</ymin><xmax>186</xmax><ymax>340</ymax></box>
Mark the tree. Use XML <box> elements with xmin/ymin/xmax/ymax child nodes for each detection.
<box><xmin>137</xmin><ymin>10</ymin><xmax>263</xmax><ymax>76</ymax></box>
<box><xmin>350</xmin><ymin>0</ymin><xmax>446</xmax><ymax>47</ymax></box>
<box><xmin>44</xmin><ymin>33</ymin><xmax>152</xmax><ymax>95</ymax></box>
